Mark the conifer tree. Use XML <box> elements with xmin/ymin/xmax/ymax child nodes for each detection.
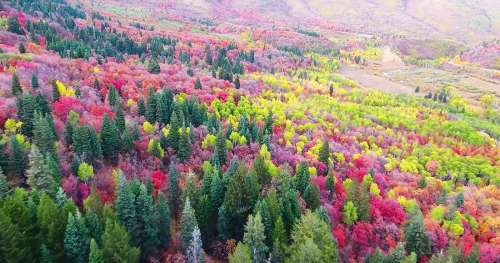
<box><xmin>137</xmin><ymin>98</ymin><xmax>146</xmax><ymax>116</ymax></box>
<box><xmin>252</xmin><ymin>154</ymin><xmax>271</xmax><ymax>186</ymax></box>
<box><xmin>147</xmin><ymin>59</ymin><xmax>160</xmax><ymax>74</ymax></box>
<box><xmin>157</xmin><ymin>192</ymin><xmax>171</xmax><ymax>248</ymax></box>
<box><xmin>137</xmin><ymin>184</ymin><xmax>160</xmax><ymax>259</ymax></box>
<box><xmin>234</xmin><ymin>75</ymin><xmax>240</xmax><ymax>89</ymax></box>
<box><xmin>18</xmin><ymin>94</ymin><xmax>35</xmax><ymax>137</ymax></box>
<box><xmin>114</xmin><ymin>105</ymin><xmax>126</xmax><ymax>132</ymax></box>
<box><xmin>37</xmin><ymin>193</ymin><xmax>67</xmax><ymax>262</ymax></box>
<box><xmin>178</xmin><ymin>126</ymin><xmax>192</xmax><ymax>162</ymax></box>
<box><xmin>318</xmin><ymin>139</ymin><xmax>330</xmax><ymax>166</ymax></box>
<box><xmin>18</xmin><ymin>43</ymin><xmax>26</xmax><ymax>53</ymax></box>
<box><xmin>31</xmin><ymin>74</ymin><xmax>39</xmax><ymax>89</ymax></box>
<box><xmin>100</xmin><ymin>114</ymin><xmax>120</xmax><ymax>165</ymax></box>
<box><xmin>294</xmin><ymin>161</ymin><xmax>310</xmax><ymax>194</ymax></box>
<box><xmin>33</xmin><ymin>113</ymin><xmax>57</xmax><ymax>155</ymax></box>
<box><xmin>0</xmin><ymin>209</ymin><xmax>33</xmax><ymax>263</ymax></box>
<box><xmin>180</xmin><ymin>198</ymin><xmax>198</xmax><ymax>252</ymax></box>
<box><xmin>404</xmin><ymin>210</ymin><xmax>431</xmax><ymax>260</ymax></box>
<box><xmin>26</xmin><ymin>145</ymin><xmax>57</xmax><ymax>196</ymax></box>
<box><xmin>52</xmin><ymin>81</ymin><xmax>60</xmax><ymax>101</ymax></box>
<box><xmin>88</xmin><ymin>239</ymin><xmax>104</xmax><ymax>263</ymax></box>
<box><xmin>187</xmin><ymin>226</ymin><xmax>206</xmax><ymax>263</ymax></box>
<box><xmin>156</xmin><ymin>90</ymin><xmax>173</xmax><ymax>125</ymax></box>
<box><xmin>115</xmin><ymin>176</ymin><xmax>138</xmax><ymax>244</ymax></box>
<box><xmin>243</xmin><ymin>213</ymin><xmax>268</xmax><ymax>263</ymax></box>
<box><xmin>325</xmin><ymin>170</ymin><xmax>335</xmax><ymax>200</ymax></box>
<box><xmin>102</xmin><ymin>219</ymin><xmax>140</xmax><ymax>263</ymax></box>
<box><xmin>108</xmin><ymin>86</ymin><xmax>119</xmax><ymax>107</ymax></box>
<box><xmin>145</xmin><ymin>87</ymin><xmax>158</xmax><ymax>123</ymax></box>
<box><xmin>64</xmin><ymin>212</ymin><xmax>90</xmax><ymax>263</ymax></box>
<box><xmin>271</xmin><ymin>216</ymin><xmax>286</xmax><ymax>263</ymax></box>
<box><xmin>9</xmin><ymin>136</ymin><xmax>27</xmax><ymax>183</ymax></box>
<box><xmin>215</xmin><ymin>130</ymin><xmax>227</xmax><ymax>165</ymax></box>
<box><xmin>342</xmin><ymin>201</ymin><xmax>358</xmax><ymax>225</ymax></box>
<box><xmin>167</xmin><ymin>111</ymin><xmax>181</xmax><ymax>151</ymax></box>
<box><xmin>11</xmin><ymin>73</ymin><xmax>22</xmax><ymax>96</ymax></box>
<box><xmin>0</xmin><ymin>167</ymin><xmax>9</xmax><ymax>199</ymax></box>
<box><xmin>168</xmin><ymin>163</ymin><xmax>181</xmax><ymax>217</ymax></box>
<box><xmin>303</xmin><ymin>184</ymin><xmax>321</xmax><ymax>210</ymax></box>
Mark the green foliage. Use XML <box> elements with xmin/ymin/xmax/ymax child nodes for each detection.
<box><xmin>243</xmin><ymin>213</ymin><xmax>268</xmax><ymax>263</ymax></box>
<box><xmin>404</xmin><ymin>210</ymin><xmax>431</xmax><ymax>259</ymax></box>
<box><xmin>77</xmin><ymin>162</ymin><xmax>94</xmax><ymax>181</ymax></box>
<box><xmin>11</xmin><ymin>73</ymin><xmax>22</xmax><ymax>96</ymax></box>
<box><xmin>303</xmin><ymin>184</ymin><xmax>320</xmax><ymax>210</ymax></box>
<box><xmin>145</xmin><ymin>88</ymin><xmax>158</xmax><ymax>123</ymax></box>
<box><xmin>88</xmin><ymin>239</ymin><xmax>104</xmax><ymax>263</ymax></box>
<box><xmin>229</xmin><ymin>243</ymin><xmax>252</xmax><ymax>263</ymax></box>
<box><xmin>157</xmin><ymin>192</ymin><xmax>171</xmax><ymax>248</ymax></box>
<box><xmin>100</xmin><ymin>114</ymin><xmax>120</xmax><ymax>164</ymax></box>
<box><xmin>102</xmin><ymin>219</ymin><xmax>140</xmax><ymax>263</ymax></box>
<box><xmin>215</xmin><ymin>130</ymin><xmax>227</xmax><ymax>165</ymax></box>
<box><xmin>342</xmin><ymin>201</ymin><xmax>358</xmax><ymax>225</ymax></box>
<box><xmin>294</xmin><ymin>161</ymin><xmax>310</xmax><ymax>194</ymax></box>
<box><xmin>26</xmin><ymin>145</ymin><xmax>57</xmax><ymax>197</ymax></box>
<box><xmin>37</xmin><ymin>193</ymin><xmax>67</xmax><ymax>261</ymax></box>
<box><xmin>318</xmin><ymin>139</ymin><xmax>330</xmax><ymax>166</ymax></box>
<box><xmin>72</xmin><ymin>125</ymin><xmax>103</xmax><ymax>164</ymax></box>
<box><xmin>64</xmin><ymin>212</ymin><xmax>90</xmax><ymax>263</ymax></box>
<box><xmin>0</xmin><ymin>168</ymin><xmax>9</xmax><ymax>199</ymax></box>
<box><xmin>167</xmin><ymin>111</ymin><xmax>182</xmax><ymax>151</ymax></box>
<box><xmin>168</xmin><ymin>163</ymin><xmax>181</xmax><ymax>217</ymax></box>
<box><xmin>180</xmin><ymin>198</ymin><xmax>198</xmax><ymax>252</ymax></box>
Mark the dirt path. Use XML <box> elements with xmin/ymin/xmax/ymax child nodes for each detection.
<box><xmin>340</xmin><ymin>66</ymin><xmax>415</xmax><ymax>94</ymax></box>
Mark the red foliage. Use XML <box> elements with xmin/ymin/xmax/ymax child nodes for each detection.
<box><xmin>332</xmin><ymin>224</ymin><xmax>347</xmax><ymax>248</ymax></box>
<box><xmin>371</xmin><ymin>197</ymin><xmax>406</xmax><ymax>225</ymax></box>
<box><xmin>52</xmin><ymin>96</ymin><xmax>82</xmax><ymax>122</ymax></box>
<box><xmin>151</xmin><ymin>170</ymin><xmax>167</xmax><ymax>193</ymax></box>
<box><xmin>351</xmin><ymin>222</ymin><xmax>375</xmax><ymax>258</ymax></box>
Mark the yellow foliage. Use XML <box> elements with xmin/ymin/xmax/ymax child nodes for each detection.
<box><xmin>4</xmin><ymin>119</ymin><xmax>22</xmax><ymax>135</ymax></box>
<box><xmin>55</xmin><ymin>80</ymin><xmax>76</xmax><ymax>97</ymax></box>
<box><xmin>143</xmin><ymin>121</ymin><xmax>155</xmax><ymax>134</ymax></box>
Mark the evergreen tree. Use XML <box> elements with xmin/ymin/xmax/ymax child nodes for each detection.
<box><xmin>88</xmin><ymin>239</ymin><xmax>104</xmax><ymax>263</ymax></box>
<box><xmin>107</xmin><ymin>86</ymin><xmax>119</xmax><ymax>107</ymax></box>
<box><xmin>243</xmin><ymin>213</ymin><xmax>268</xmax><ymax>263</ymax></box>
<box><xmin>40</xmin><ymin>244</ymin><xmax>53</xmax><ymax>263</ymax></box>
<box><xmin>180</xmin><ymin>198</ymin><xmax>198</xmax><ymax>252</ymax></box>
<box><xmin>287</xmin><ymin>211</ymin><xmax>339</xmax><ymax>262</ymax></box>
<box><xmin>18</xmin><ymin>94</ymin><xmax>35</xmax><ymax>137</ymax></box>
<box><xmin>178</xmin><ymin>126</ymin><xmax>192</xmax><ymax>162</ymax></box>
<box><xmin>137</xmin><ymin>98</ymin><xmax>146</xmax><ymax>116</ymax></box>
<box><xmin>37</xmin><ymin>193</ymin><xmax>67</xmax><ymax>262</ymax></box>
<box><xmin>157</xmin><ymin>192</ymin><xmax>171</xmax><ymax>248</ymax></box>
<box><xmin>7</xmin><ymin>16</ymin><xmax>23</xmax><ymax>35</ymax></box>
<box><xmin>303</xmin><ymin>184</ymin><xmax>321</xmax><ymax>210</ymax></box>
<box><xmin>294</xmin><ymin>161</ymin><xmax>310</xmax><ymax>194</ymax></box>
<box><xmin>52</xmin><ymin>81</ymin><xmax>60</xmax><ymax>101</ymax></box>
<box><xmin>19</xmin><ymin>43</ymin><xmax>26</xmax><ymax>53</ymax></box>
<box><xmin>145</xmin><ymin>87</ymin><xmax>158</xmax><ymax>123</ymax></box>
<box><xmin>254</xmin><ymin>200</ymin><xmax>272</xmax><ymax>245</ymax></box>
<box><xmin>264</xmin><ymin>110</ymin><xmax>273</xmax><ymax>136</ymax></box>
<box><xmin>215</xmin><ymin>130</ymin><xmax>227</xmax><ymax>165</ymax></box>
<box><xmin>100</xmin><ymin>114</ymin><xmax>120</xmax><ymax>165</ymax></box>
<box><xmin>0</xmin><ymin>209</ymin><xmax>33</xmax><ymax>263</ymax></box>
<box><xmin>270</xmin><ymin>216</ymin><xmax>286</xmax><ymax>263</ymax></box>
<box><xmin>33</xmin><ymin>113</ymin><xmax>56</xmax><ymax>155</ymax></box>
<box><xmin>64</xmin><ymin>212</ymin><xmax>90</xmax><ymax>263</ymax></box>
<box><xmin>234</xmin><ymin>75</ymin><xmax>240</xmax><ymax>89</ymax></box>
<box><xmin>26</xmin><ymin>145</ymin><xmax>57</xmax><ymax>196</ymax></box>
<box><xmin>31</xmin><ymin>74</ymin><xmax>39</xmax><ymax>89</ymax></box>
<box><xmin>11</xmin><ymin>73</ymin><xmax>22</xmax><ymax>96</ymax></box>
<box><xmin>204</xmin><ymin>45</ymin><xmax>213</xmax><ymax>65</ymax></box>
<box><xmin>167</xmin><ymin>111</ymin><xmax>181</xmax><ymax>151</ymax></box>
<box><xmin>168</xmin><ymin>163</ymin><xmax>181</xmax><ymax>217</ymax></box>
<box><xmin>156</xmin><ymin>90</ymin><xmax>174</xmax><ymax>125</ymax></box>
<box><xmin>137</xmin><ymin>184</ymin><xmax>160</xmax><ymax>259</ymax></box>
<box><xmin>195</xmin><ymin>78</ymin><xmax>202</xmax><ymax>89</ymax></box>
<box><xmin>384</xmin><ymin>243</ymin><xmax>405</xmax><ymax>263</ymax></box>
<box><xmin>72</xmin><ymin>125</ymin><xmax>103</xmax><ymax>163</ymax></box>
<box><xmin>343</xmin><ymin>201</ymin><xmax>358</xmax><ymax>225</ymax></box>
<box><xmin>318</xmin><ymin>139</ymin><xmax>330</xmax><ymax>166</ymax></box>
<box><xmin>404</xmin><ymin>210</ymin><xmax>431</xmax><ymax>260</ymax></box>
<box><xmin>325</xmin><ymin>170</ymin><xmax>335</xmax><ymax>200</ymax></box>
<box><xmin>252</xmin><ymin>154</ymin><xmax>271</xmax><ymax>186</ymax></box>
<box><xmin>147</xmin><ymin>59</ymin><xmax>161</xmax><ymax>74</ymax></box>
<box><xmin>0</xmin><ymin>167</ymin><xmax>10</xmax><ymax>199</ymax></box>
<box><xmin>229</xmin><ymin>243</ymin><xmax>252</xmax><ymax>263</ymax></box>
<box><xmin>9</xmin><ymin>136</ymin><xmax>27</xmax><ymax>183</ymax></box>
<box><xmin>115</xmin><ymin>176</ymin><xmax>138</xmax><ymax>244</ymax></box>
<box><xmin>114</xmin><ymin>105</ymin><xmax>126</xmax><ymax>132</ymax></box>
<box><xmin>187</xmin><ymin>226</ymin><xmax>206</xmax><ymax>263</ymax></box>
<box><xmin>102</xmin><ymin>219</ymin><xmax>140</xmax><ymax>263</ymax></box>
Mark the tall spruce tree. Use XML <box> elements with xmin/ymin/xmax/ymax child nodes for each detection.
<box><xmin>157</xmin><ymin>192</ymin><xmax>171</xmax><ymax>249</ymax></box>
<box><xmin>64</xmin><ymin>212</ymin><xmax>90</xmax><ymax>263</ymax></box>
<box><xmin>33</xmin><ymin>113</ymin><xmax>57</xmax><ymax>155</ymax></box>
<box><xmin>180</xmin><ymin>198</ymin><xmax>198</xmax><ymax>252</ymax></box>
<box><xmin>178</xmin><ymin>126</ymin><xmax>192</xmax><ymax>162</ymax></box>
<box><xmin>243</xmin><ymin>213</ymin><xmax>268</xmax><ymax>263</ymax></box>
<box><xmin>107</xmin><ymin>86</ymin><xmax>119</xmax><ymax>107</ymax></box>
<box><xmin>88</xmin><ymin>239</ymin><xmax>104</xmax><ymax>263</ymax></box>
<box><xmin>167</xmin><ymin>111</ymin><xmax>181</xmax><ymax>151</ymax></box>
<box><xmin>145</xmin><ymin>87</ymin><xmax>158</xmax><ymax>123</ymax></box>
<box><xmin>0</xmin><ymin>167</ymin><xmax>9</xmax><ymax>199</ymax></box>
<box><xmin>137</xmin><ymin>98</ymin><xmax>146</xmax><ymax>116</ymax></box>
<box><xmin>318</xmin><ymin>139</ymin><xmax>330</xmax><ymax>166</ymax></box>
<box><xmin>115</xmin><ymin>176</ymin><xmax>138</xmax><ymax>245</ymax></box>
<box><xmin>11</xmin><ymin>73</ymin><xmax>22</xmax><ymax>96</ymax></box>
<box><xmin>37</xmin><ymin>193</ymin><xmax>67</xmax><ymax>262</ymax></box>
<box><xmin>100</xmin><ymin>114</ymin><xmax>120</xmax><ymax>165</ymax></box>
<box><xmin>186</xmin><ymin>226</ymin><xmax>206</xmax><ymax>263</ymax></box>
<box><xmin>18</xmin><ymin>94</ymin><xmax>35</xmax><ymax>137</ymax></box>
<box><xmin>215</xmin><ymin>130</ymin><xmax>227</xmax><ymax>165</ymax></box>
<box><xmin>102</xmin><ymin>219</ymin><xmax>140</xmax><ymax>263</ymax></box>
<box><xmin>168</xmin><ymin>163</ymin><xmax>181</xmax><ymax>217</ymax></box>
<box><xmin>31</xmin><ymin>74</ymin><xmax>39</xmax><ymax>89</ymax></box>
<box><xmin>137</xmin><ymin>184</ymin><xmax>160</xmax><ymax>259</ymax></box>
<box><xmin>404</xmin><ymin>210</ymin><xmax>431</xmax><ymax>260</ymax></box>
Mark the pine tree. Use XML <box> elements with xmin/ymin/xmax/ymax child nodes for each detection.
<box><xmin>102</xmin><ymin>219</ymin><xmax>140</xmax><ymax>263</ymax></box>
<box><xmin>195</xmin><ymin>78</ymin><xmax>202</xmax><ymax>89</ymax></box>
<box><xmin>33</xmin><ymin>113</ymin><xmax>56</xmax><ymax>155</ymax></box>
<box><xmin>178</xmin><ymin>126</ymin><xmax>192</xmax><ymax>162</ymax></box>
<box><xmin>404</xmin><ymin>210</ymin><xmax>431</xmax><ymax>260</ymax></box>
<box><xmin>168</xmin><ymin>163</ymin><xmax>181</xmax><ymax>217</ymax></box>
<box><xmin>137</xmin><ymin>98</ymin><xmax>146</xmax><ymax>116</ymax></box>
<box><xmin>180</xmin><ymin>198</ymin><xmax>198</xmax><ymax>252</ymax></box>
<box><xmin>187</xmin><ymin>226</ymin><xmax>206</xmax><ymax>263</ymax></box>
<box><xmin>234</xmin><ymin>75</ymin><xmax>240</xmax><ymax>89</ymax></box>
<box><xmin>114</xmin><ymin>105</ymin><xmax>126</xmax><ymax>132</ymax></box>
<box><xmin>11</xmin><ymin>73</ymin><xmax>22</xmax><ymax>96</ymax></box>
<box><xmin>40</xmin><ymin>244</ymin><xmax>53</xmax><ymax>263</ymax></box>
<box><xmin>294</xmin><ymin>161</ymin><xmax>310</xmax><ymax>194</ymax></box>
<box><xmin>137</xmin><ymin>184</ymin><xmax>160</xmax><ymax>259</ymax></box>
<box><xmin>167</xmin><ymin>111</ymin><xmax>181</xmax><ymax>151</ymax></box>
<box><xmin>318</xmin><ymin>139</ymin><xmax>330</xmax><ymax>166</ymax></box>
<box><xmin>145</xmin><ymin>87</ymin><xmax>158</xmax><ymax>123</ymax></box>
<box><xmin>31</xmin><ymin>74</ymin><xmax>39</xmax><ymax>89</ymax></box>
<box><xmin>115</xmin><ymin>176</ymin><xmax>138</xmax><ymax>245</ymax></box>
<box><xmin>229</xmin><ymin>243</ymin><xmax>252</xmax><ymax>263</ymax></box>
<box><xmin>270</xmin><ymin>216</ymin><xmax>286</xmax><ymax>263</ymax></box>
<box><xmin>52</xmin><ymin>81</ymin><xmax>60</xmax><ymax>101</ymax></box>
<box><xmin>19</xmin><ymin>43</ymin><xmax>26</xmax><ymax>53</ymax></box>
<box><xmin>253</xmin><ymin>200</ymin><xmax>272</xmax><ymax>245</ymax></box>
<box><xmin>157</xmin><ymin>192</ymin><xmax>171</xmax><ymax>248</ymax></box>
<box><xmin>73</xmin><ymin>125</ymin><xmax>103</xmax><ymax>163</ymax></box>
<box><xmin>26</xmin><ymin>145</ymin><xmax>57</xmax><ymax>196</ymax></box>
<box><xmin>100</xmin><ymin>114</ymin><xmax>120</xmax><ymax>165</ymax></box>
<box><xmin>287</xmin><ymin>211</ymin><xmax>339</xmax><ymax>262</ymax></box>
<box><xmin>9</xmin><ymin>136</ymin><xmax>27</xmax><ymax>184</ymax></box>
<box><xmin>243</xmin><ymin>213</ymin><xmax>268</xmax><ymax>263</ymax></box>
<box><xmin>384</xmin><ymin>242</ymin><xmax>405</xmax><ymax>263</ymax></box>
<box><xmin>325</xmin><ymin>170</ymin><xmax>335</xmax><ymax>200</ymax></box>
<box><xmin>252</xmin><ymin>154</ymin><xmax>271</xmax><ymax>186</ymax></box>
<box><xmin>303</xmin><ymin>184</ymin><xmax>321</xmax><ymax>210</ymax></box>
<box><xmin>147</xmin><ymin>59</ymin><xmax>161</xmax><ymax>74</ymax></box>
<box><xmin>156</xmin><ymin>90</ymin><xmax>173</xmax><ymax>125</ymax></box>
<box><xmin>37</xmin><ymin>193</ymin><xmax>67</xmax><ymax>262</ymax></box>
<box><xmin>7</xmin><ymin>15</ymin><xmax>23</xmax><ymax>35</ymax></box>
<box><xmin>0</xmin><ymin>167</ymin><xmax>9</xmax><ymax>199</ymax></box>
<box><xmin>108</xmin><ymin>86</ymin><xmax>119</xmax><ymax>107</ymax></box>
<box><xmin>0</xmin><ymin>209</ymin><xmax>33</xmax><ymax>263</ymax></box>
<box><xmin>88</xmin><ymin>239</ymin><xmax>104</xmax><ymax>263</ymax></box>
<box><xmin>215</xmin><ymin>130</ymin><xmax>227</xmax><ymax>165</ymax></box>
<box><xmin>18</xmin><ymin>94</ymin><xmax>35</xmax><ymax>137</ymax></box>
<box><xmin>64</xmin><ymin>212</ymin><xmax>90</xmax><ymax>263</ymax></box>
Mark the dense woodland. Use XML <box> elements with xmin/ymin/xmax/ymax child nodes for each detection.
<box><xmin>0</xmin><ymin>0</ymin><xmax>498</xmax><ymax>263</ymax></box>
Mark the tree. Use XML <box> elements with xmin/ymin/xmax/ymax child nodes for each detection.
<box><xmin>108</xmin><ymin>86</ymin><xmax>119</xmax><ymax>107</ymax></box>
<box><xmin>325</xmin><ymin>171</ymin><xmax>335</xmax><ymax>200</ymax></box>
<box><xmin>384</xmin><ymin>243</ymin><xmax>405</xmax><ymax>263</ymax></box>
<box><xmin>252</xmin><ymin>154</ymin><xmax>271</xmax><ymax>186</ymax></box>
<box><xmin>303</xmin><ymin>184</ymin><xmax>320</xmax><ymax>210</ymax></box>
<box><xmin>234</xmin><ymin>75</ymin><xmax>240</xmax><ymax>89</ymax></box>
<box><xmin>187</xmin><ymin>226</ymin><xmax>206</xmax><ymax>263</ymax></box>
<box><xmin>366</xmin><ymin>248</ymin><xmax>384</xmax><ymax>263</ymax></box>
<box><xmin>318</xmin><ymin>139</ymin><xmax>330</xmax><ymax>166</ymax></box>
<box><xmin>195</xmin><ymin>78</ymin><xmax>202</xmax><ymax>89</ymax></box>
<box><xmin>102</xmin><ymin>219</ymin><xmax>140</xmax><ymax>263</ymax></box>
<box><xmin>17</xmin><ymin>94</ymin><xmax>35</xmax><ymax>137</ymax></box>
<box><xmin>229</xmin><ymin>243</ymin><xmax>252</xmax><ymax>263</ymax></box>
<box><xmin>168</xmin><ymin>163</ymin><xmax>181</xmax><ymax>217</ymax></box>
<box><xmin>33</xmin><ymin>113</ymin><xmax>56</xmax><ymax>155</ymax></box>
<box><xmin>243</xmin><ymin>213</ymin><xmax>268</xmax><ymax>263</ymax></box>
<box><xmin>89</xmin><ymin>239</ymin><xmax>104</xmax><ymax>263</ymax></box>
<box><xmin>37</xmin><ymin>193</ymin><xmax>67</xmax><ymax>262</ymax></box>
<box><xmin>7</xmin><ymin>16</ymin><xmax>23</xmax><ymax>35</ymax></box>
<box><xmin>100</xmin><ymin>114</ymin><xmax>120</xmax><ymax>164</ymax></box>
<box><xmin>157</xmin><ymin>192</ymin><xmax>171</xmax><ymax>249</ymax></box>
<box><xmin>0</xmin><ymin>209</ymin><xmax>33</xmax><ymax>263</ymax></box>
<box><xmin>147</xmin><ymin>59</ymin><xmax>160</xmax><ymax>74</ymax></box>
<box><xmin>9</xmin><ymin>136</ymin><xmax>27</xmax><ymax>182</ymax></box>
<box><xmin>287</xmin><ymin>212</ymin><xmax>339</xmax><ymax>262</ymax></box>
<box><xmin>137</xmin><ymin>98</ymin><xmax>146</xmax><ymax>116</ymax></box>
<box><xmin>115</xmin><ymin>176</ymin><xmax>138</xmax><ymax>244</ymax></box>
<box><xmin>26</xmin><ymin>145</ymin><xmax>57</xmax><ymax>196</ymax></box>
<box><xmin>64</xmin><ymin>212</ymin><xmax>90</xmax><ymax>263</ymax></box>
<box><xmin>294</xmin><ymin>162</ymin><xmax>309</xmax><ymax>194</ymax></box>
<box><xmin>178</xmin><ymin>126</ymin><xmax>192</xmax><ymax>162</ymax></box>
<box><xmin>145</xmin><ymin>87</ymin><xmax>158</xmax><ymax>123</ymax></box>
<box><xmin>31</xmin><ymin>74</ymin><xmax>39</xmax><ymax>89</ymax></box>
<box><xmin>215</xmin><ymin>130</ymin><xmax>227</xmax><ymax>165</ymax></box>
<box><xmin>19</xmin><ymin>43</ymin><xmax>26</xmax><ymax>53</ymax></box>
<box><xmin>180</xmin><ymin>198</ymin><xmax>198</xmax><ymax>252</ymax></box>
<box><xmin>137</xmin><ymin>184</ymin><xmax>160</xmax><ymax>259</ymax></box>
<box><xmin>404</xmin><ymin>210</ymin><xmax>431</xmax><ymax>260</ymax></box>
<box><xmin>11</xmin><ymin>73</ymin><xmax>22</xmax><ymax>96</ymax></box>
<box><xmin>342</xmin><ymin>201</ymin><xmax>358</xmax><ymax>225</ymax></box>
<box><xmin>72</xmin><ymin>125</ymin><xmax>103</xmax><ymax>163</ymax></box>
<box><xmin>0</xmin><ymin>168</ymin><xmax>10</xmax><ymax>199</ymax></box>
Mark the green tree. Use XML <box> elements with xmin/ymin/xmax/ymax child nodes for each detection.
<box><xmin>318</xmin><ymin>139</ymin><xmax>330</xmax><ymax>166</ymax></box>
<box><xmin>167</xmin><ymin>111</ymin><xmax>181</xmax><ymax>151</ymax></box>
<box><xmin>100</xmin><ymin>114</ymin><xmax>120</xmax><ymax>164</ymax></box>
<box><xmin>145</xmin><ymin>87</ymin><xmax>158</xmax><ymax>123</ymax></box>
<box><xmin>342</xmin><ymin>201</ymin><xmax>358</xmax><ymax>225</ymax></box>
<box><xmin>294</xmin><ymin>162</ymin><xmax>309</xmax><ymax>194</ymax></box>
<box><xmin>270</xmin><ymin>216</ymin><xmax>286</xmax><ymax>263</ymax></box>
<box><xmin>157</xmin><ymin>192</ymin><xmax>171</xmax><ymax>248</ymax></box>
<box><xmin>325</xmin><ymin>170</ymin><xmax>335</xmax><ymax>200</ymax></box>
<box><xmin>17</xmin><ymin>94</ymin><xmax>35</xmax><ymax>137</ymax></box>
<box><xmin>7</xmin><ymin>16</ymin><xmax>23</xmax><ymax>35</ymax></box>
<box><xmin>72</xmin><ymin>125</ymin><xmax>103</xmax><ymax>163</ymax></box>
<box><xmin>178</xmin><ymin>126</ymin><xmax>192</xmax><ymax>162</ymax></box>
<box><xmin>0</xmin><ymin>209</ymin><xmax>33</xmax><ymax>263</ymax></box>
<box><xmin>186</xmin><ymin>226</ymin><xmax>206</xmax><ymax>263</ymax></box>
<box><xmin>215</xmin><ymin>130</ymin><xmax>227</xmax><ymax>165</ymax></box>
<box><xmin>102</xmin><ymin>219</ymin><xmax>140</xmax><ymax>263</ymax></box>
<box><xmin>168</xmin><ymin>163</ymin><xmax>181</xmax><ymax>217</ymax></box>
<box><xmin>11</xmin><ymin>73</ymin><xmax>22</xmax><ymax>96</ymax></box>
<box><xmin>243</xmin><ymin>213</ymin><xmax>268</xmax><ymax>263</ymax></box>
<box><xmin>26</xmin><ymin>144</ymin><xmax>57</xmax><ymax>196</ymax></box>
<box><xmin>31</xmin><ymin>74</ymin><xmax>39</xmax><ymax>89</ymax></box>
<box><xmin>0</xmin><ymin>167</ymin><xmax>10</xmax><ymax>199</ymax></box>
<box><xmin>404</xmin><ymin>210</ymin><xmax>431</xmax><ymax>260</ymax></box>
<box><xmin>114</xmin><ymin>105</ymin><xmax>126</xmax><ymax>133</ymax></box>
<box><xmin>287</xmin><ymin>211</ymin><xmax>339</xmax><ymax>262</ymax></box>
<box><xmin>229</xmin><ymin>243</ymin><xmax>252</xmax><ymax>263</ymax></box>
<box><xmin>194</xmin><ymin>78</ymin><xmax>202</xmax><ymax>89</ymax></box>
<box><xmin>137</xmin><ymin>184</ymin><xmax>160</xmax><ymax>259</ymax></box>
<box><xmin>37</xmin><ymin>193</ymin><xmax>67</xmax><ymax>262</ymax></box>
<box><xmin>180</xmin><ymin>198</ymin><xmax>198</xmax><ymax>252</ymax></box>
<box><xmin>115</xmin><ymin>175</ymin><xmax>138</xmax><ymax>244</ymax></box>
<box><xmin>383</xmin><ymin>242</ymin><xmax>405</xmax><ymax>263</ymax></box>
<box><xmin>156</xmin><ymin>90</ymin><xmax>173</xmax><ymax>125</ymax></box>
<box><xmin>33</xmin><ymin>113</ymin><xmax>56</xmax><ymax>155</ymax></box>
<box><xmin>234</xmin><ymin>75</ymin><xmax>240</xmax><ymax>89</ymax></box>
<box><xmin>88</xmin><ymin>238</ymin><xmax>104</xmax><ymax>263</ymax></box>
<box><xmin>137</xmin><ymin>98</ymin><xmax>146</xmax><ymax>116</ymax></box>
<box><xmin>147</xmin><ymin>59</ymin><xmax>160</xmax><ymax>74</ymax></box>
<box><xmin>107</xmin><ymin>86</ymin><xmax>119</xmax><ymax>107</ymax></box>
<box><xmin>18</xmin><ymin>43</ymin><xmax>26</xmax><ymax>53</ymax></box>
<box><xmin>9</xmin><ymin>137</ymin><xmax>27</xmax><ymax>183</ymax></box>
<box><xmin>252</xmin><ymin>154</ymin><xmax>271</xmax><ymax>186</ymax></box>
<box><xmin>64</xmin><ymin>212</ymin><xmax>90</xmax><ymax>263</ymax></box>
<box><xmin>303</xmin><ymin>184</ymin><xmax>320</xmax><ymax>210</ymax></box>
